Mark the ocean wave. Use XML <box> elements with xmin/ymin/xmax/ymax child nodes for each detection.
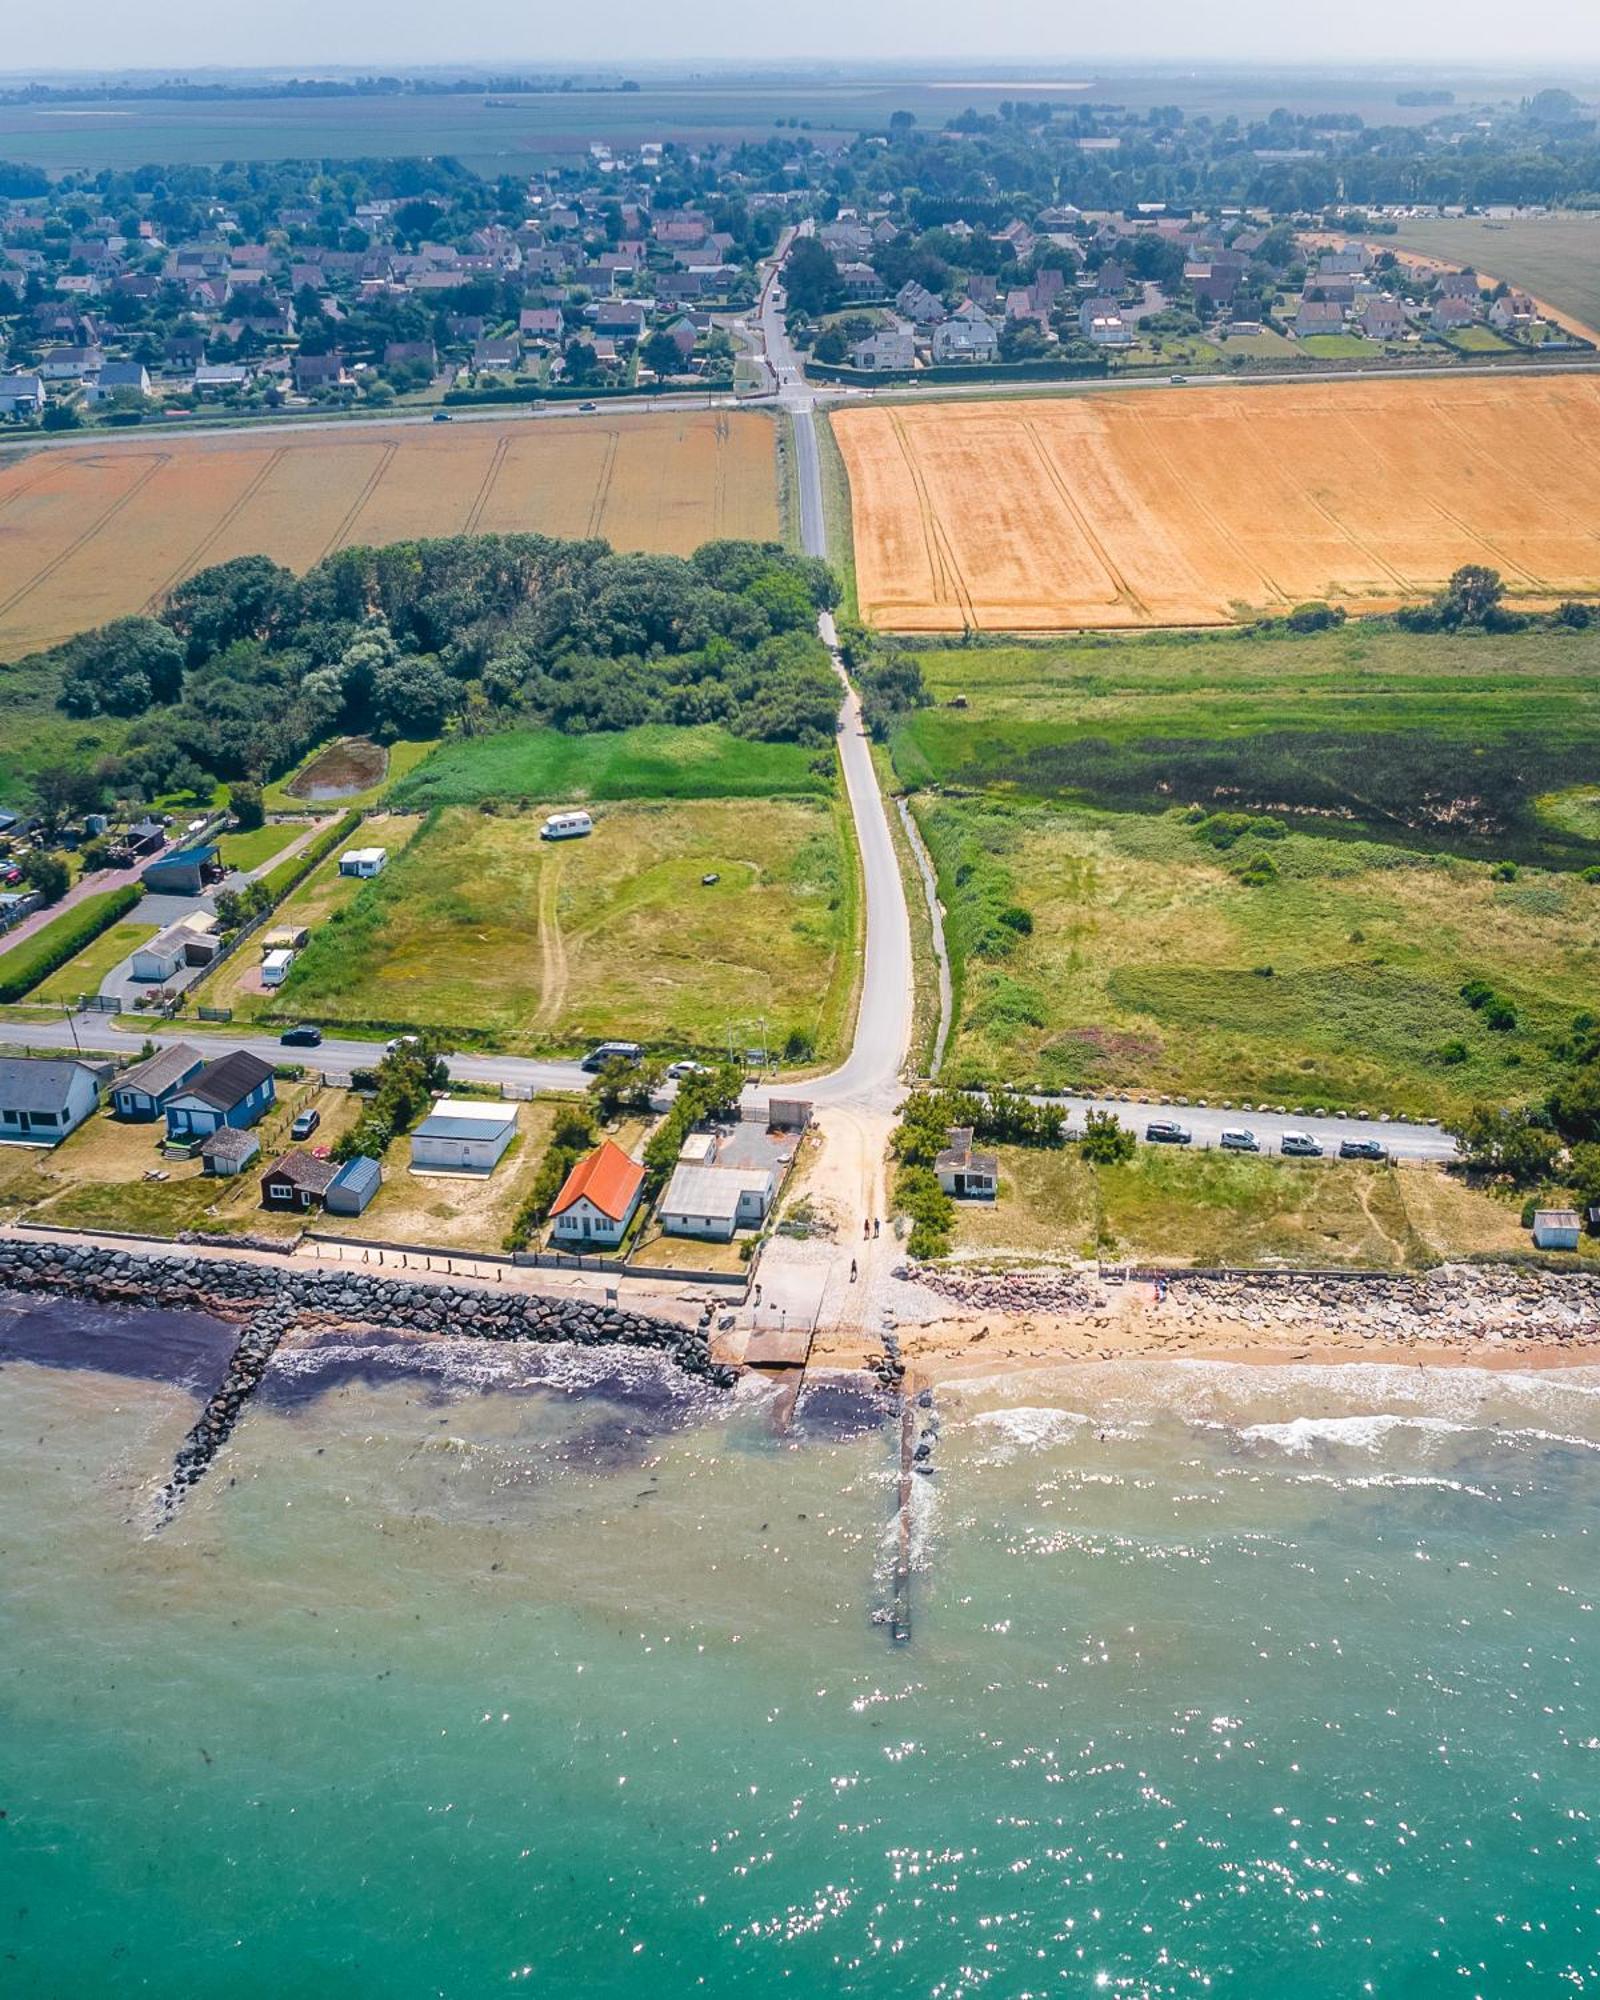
<box><xmin>1239</xmin><ymin>1413</ymin><xmax>1470</xmax><ymax>1455</ymax></box>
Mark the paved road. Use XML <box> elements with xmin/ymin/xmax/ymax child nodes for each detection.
<box><xmin>1041</xmin><ymin>1093</ymin><xmax>1456</xmax><ymax>1164</ymax></box>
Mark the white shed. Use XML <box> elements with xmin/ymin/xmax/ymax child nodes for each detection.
<box><xmin>339</xmin><ymin>846</ymin><xmax>388</xmax><ymax>878</ymax></box>
<box><xmin>410</xmin><ymin>1097</ymin><xmax>517</xmax><ymax>1172</ymax></box>
<box><xmin>260</xmin><ymin>948</ymin><xmax>295</xmax><ymax>988</ymax></box>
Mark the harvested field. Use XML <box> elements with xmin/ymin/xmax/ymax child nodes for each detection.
<box><xmin>834</xmin><ymin>377</ymin><xmax>1600</xmax><ymax>631</ymax></box>
<box><xmin>0</xmin><ymin>409</ymin><xmax>780</xmax><ymax>657</ymax></box>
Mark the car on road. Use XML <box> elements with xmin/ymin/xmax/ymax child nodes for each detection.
<box><xmin>290</xmin><ymin>1108</ymin><xmax>321</xmax><ymax>1141</ymax></box>
<box><xmin>279</xmin><ymin>1025</ymin><xmax>322</xmax><ymax>1047</ymax></box>
<box><xmin>1170</xmin><ymin>373</ymin><xmax>1189</xmax><ymax>384</ymax></box>
<box><xmin>1145</xmin><ymin>1119</ymin><xmax>1192</xmax><ymax>1145</ymax></box>
<box><xmin>1338</xmin><ymin>1137</ymin><xmax>1388</xmax><ymax>1161</ymax></box>
<box><xmin>577</xmin><ymin>400</ymin><xmax>599</xmax><ymax>412</ymax></box>
<box><xmin>385</xmin><ymin>1035</ymin><xmax>421</xmax><ymax>1054</ymax></box>
<box><xmin>666</xmin><ymin>1060</ymin><xmax>709</xmax><ymax>1080</ymax></box>
<box><xmin>432</xmin><ymin>411</ymin><xmax>453</xmax><ymax>422</ymax></box>
<box><xmin>1280</xmin><ymin>1131</ymin><xmax>1324</xmax><ymax>1157</ymax></box>
<box><xmin>1219</xmin><ymin>1128</ymin><xmax>1260</xmax><ymax>1151</ymax></box>
<box><xmin>581</xmin><ymin>1040</ymin><xmax>643</xmax><ymax>1073</ymax></box>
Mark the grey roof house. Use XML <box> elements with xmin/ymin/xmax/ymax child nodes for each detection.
<box><xmin>0</xmin><ymin>1057</ymin><xmax>101</xmax><ymax>1146</ymax></box>
<box><xmin>111</xmin><ymin>1043</ymin><xmax>205</xmax><ymax>1121</ymax></box>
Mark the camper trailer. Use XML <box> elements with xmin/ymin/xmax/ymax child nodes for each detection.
<box><xmin>540</xmin><ymin>810</ymin><xmax>594</xmax><ymax>842</ymax></box>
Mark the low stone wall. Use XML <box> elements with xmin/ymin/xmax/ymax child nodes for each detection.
<box><xmin>0</xmin><ymin>1238</ymin><xmax>732</xmax><ymax>1385</ymax></box>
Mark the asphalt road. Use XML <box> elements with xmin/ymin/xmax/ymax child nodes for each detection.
<box><xmin>1043</xmin><ymin>1093</ymin><xmax>1456</xmax><ymax>1164</ymax></box>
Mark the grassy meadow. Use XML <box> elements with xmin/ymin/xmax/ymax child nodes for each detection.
<box><xmin>1383</xmin><ymin>213</ymin><xmax>1600</xmax><ymax>336</ymax></box>
<box><xmin>892</xmin><ymin>626</ymin><xmax>1600</xmax><ymax>867</ymax></box>
<box><xmin>914</xmin><ymin>793</ymin><xmax>1600</xmax><ymax>1118</ymax></box>
<box><xmin>948</xmin><ymin>1145</ymin><xmax>1539</xmax><ymax>1269</ymax></box>
<box><xmin>392</xmin><ymin>725</ymin><xmax>829</xmax><ymax>811</ymax></box>
<box><xmin>259</xmin><ymin>797</ymin><xmax>858</xmax><ymax>1057</ymax></box>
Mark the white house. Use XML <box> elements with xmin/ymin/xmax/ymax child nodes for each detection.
<box><xmin>410</xmin><ymin>1097</ymin><xmax>517</xmax><ymax>1172</ymax></box>
<box><xmin>0</xmin><ymin>374</ymin><xmax>45</xmax><ymax>418</ymax></box>
<box><xmin>0</xmin><ymin>1056</ymin><xmax>101</xmax><ymax>1146</ymax></box>
<box><xmin>338</xmin><ymin>846</ymin><xmax>388</xmax><ymax>877</ymax></box>
<box><xmin>931</xmin><ymin>306</ymin><xmax>1000</xmax><ymax>363</ymax></box>
<box><xmin>935</xmin><ymin>1126</ymin><xmax>998</xmax><ymax>1200</ymax></box>
<box><xmin>130</xmin><ymin>916</ymin><xmax>219</xmax><ymax>985</ymax></box>
<box><xmin>658</xmin><ymin>1161</ymin><xmax>775</xmax><ymax>1240</ymax></box>
<box><xmin>1532</xmin><ymin>1208</ymin><xmax>1582</xmax><ymax>1251</ymax></box>
<box><xmin>549</xmin><ymin>1140</ymin><xmax>645</xmax><ymax>1246</ymax></box>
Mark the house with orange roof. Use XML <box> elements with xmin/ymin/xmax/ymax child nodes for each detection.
<box><xmin>549</xmin><ymin>1140</ymin><xmax>646</xmax><ymax>1248</ymax></box>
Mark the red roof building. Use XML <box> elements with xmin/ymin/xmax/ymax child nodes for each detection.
<box><xmin>550</xmin><ymin>1141</ymin><xmax>646</xmax><ymax>1247</ymax></box>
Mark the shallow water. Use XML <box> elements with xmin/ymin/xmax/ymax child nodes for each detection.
<box><xmin>2</xmin><ymin>1298</ymin><xmax>1597</xmax><ymax>1996</ymax></box>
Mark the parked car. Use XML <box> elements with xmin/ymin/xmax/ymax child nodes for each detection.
<box><xmin>581</xmin><ymin>1040</ymin><xmax>643</xmax><ymax>1073</ymax></box>
<box><xmin>290</xmin><ymin>1108</ymin><xmax>321</xmax><ymax>1141</ymax></box>
<box><xmin>1219</xmin><ymin>1128</ymin><xmax>1260</xmax><ymax>1152</ymax></box>
<box><xmin>1280</xmin><ymin>1131</ymin><xmax>1324</xmax><ymax>1157</ymax></box>
<box><xmin>1339</xmin><ymin>1137</ymin><xmax>1387</xmax><ymax>1161</ymax></box>
<box><xmin>280</xmin><ymin>1025</ymin><xmax>323</xmax><ymax>1047</ymax></box>
<box><xmin>1145</xmin><ymin>1119</ymin><xmax>1192</xmax><ymax>1145</ymax></box>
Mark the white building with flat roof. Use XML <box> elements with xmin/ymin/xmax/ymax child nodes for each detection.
<box><xmin>410</xmin><ymin>1097</ymin><xmax>517</xmax><ymax>1172</ymax></box>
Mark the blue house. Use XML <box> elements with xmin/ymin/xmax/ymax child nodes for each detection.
<box><xmin>111</xmin><ymin>1042</ymin><xmax>205</xmax><ymax>1121</ymax></box>
<box><xmin>164</xmin><ymin>1050</ymin><xmax>276</xmax><ymax>1141</ymax></box>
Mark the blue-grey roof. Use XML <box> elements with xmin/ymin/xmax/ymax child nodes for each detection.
<box><xmin>330</xmin><ymin>1154</ymin><xmax>382</xmax><ymax>1193</ymax></box>
<box><xmin>163</xmin><ymin>843</ymin><xmax>219</xmax><ymax>866</ymax></box>
<box><xmin>0</xmin><ymin>1056</ymin><xmax>96</xmax><ymax>1111</ymax></box>
<box><xmin>414</xmin><ymin>1111</ymin><xmax>513</xmax><ymax>1141</ymax></box>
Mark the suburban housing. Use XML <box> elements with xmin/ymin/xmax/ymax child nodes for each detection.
<box><xmin>163</xmin><ymin>1050</ymin><xmax>277</xmax><ymax>1141</ymax></box>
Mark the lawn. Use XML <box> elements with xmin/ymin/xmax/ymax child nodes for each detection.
<box><xmin>257</xmin><ymin>798</ymin><xmax>858</xmax><ymax>1057</ymax></box>
<box><xmin>215</xmin><ymin>821</ymin><xmax>306</xmax><ymax>872</ymax></box>
<box><xmin>197</xmin><ymin>812</ymin><xmax>421</xmax><ymax>1022</ymax></box>
<box><xmin>28</xmin><ymin>920</ymin><xmax>158</xmax><ymax>1005</ymax></box>
<box><xmin>20</xmin><ymin>1081</ymin><xmax>359</xmax><ymax>1240</ymax></box>
<box><xmin>1444</xmin><ymin>324</ymin><xmax>1514</xmax><ymax>354</ymax></box>
<box><xmin>1294</xmin><ymin>333</ymin><xmax>1377</xmax><ymax>358</ymax></box>
<box><xmin>391</xmin><ymin>725</ymin><xmax>831</xmax><ymax>811</ymax></box>
<box><xmin>890</xmin><ymin>625</ymin><xmax>1600</xmax><ymax>866</ymax></box>
<box><xmin>915</xmin><ymin>793</ymin><xmax>1600</xmax><ymax>1118</ymax></box>
<box><xmin>0</xmin><ymin>890</ymin><xmax>143</xmax><ymax>1003</ymax></box>
<box><xmin>946</xmin><ymin>1146</ymin><xmax>1533</xmax><ymax>1269</ymax></box>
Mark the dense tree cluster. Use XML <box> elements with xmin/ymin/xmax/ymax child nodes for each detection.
<box><xmin>19</xmin><ymin>534</ymin><xmax>840</xmax><ymax>796</ymax></box>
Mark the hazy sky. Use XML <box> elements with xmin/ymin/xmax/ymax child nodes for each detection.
<box><xmin>15</xmin><ymin>0</ymin><xmax>1600</xmax><ymax>76</ymax></box>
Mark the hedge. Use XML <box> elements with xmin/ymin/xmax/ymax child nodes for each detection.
<box><xmin>0</xmin><ymin>885</ymin><xmax>141</xmax><ymax>1003</ymax></box>
<box><xmin>258</xmin><ymin>808</ymin><xmax>363</xmax><ymax>906</ymax></box>
<box><xmin>804</xmin><ymin>355</ymin><xmax>1109</xmax><ymax>388</ymax></box>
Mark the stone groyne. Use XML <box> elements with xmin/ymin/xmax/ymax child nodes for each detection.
<box><xmin>0</xmin><ymin>1237</ymin><xmax>734</xmax><ymax>1518</ymax></box>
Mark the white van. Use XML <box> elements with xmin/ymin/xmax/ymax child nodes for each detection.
<box><xmin>541</xmin><ymin>810</ymin><xmax>593</xmax><ymax>841</ymax></box>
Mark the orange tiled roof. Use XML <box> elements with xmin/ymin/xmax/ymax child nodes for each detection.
<box><xmin>550</xmin><ymin>1140</ymin><xmax>645</xmax><ymax>1222</ymax></box>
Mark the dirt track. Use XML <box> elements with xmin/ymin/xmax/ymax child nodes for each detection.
<box><xmin>0</xmin><ymin>408</ymin><xmax>778</xmax><ymax>656</ymax></box>
<box><xmin>835</xmin><ymin>375</ymin><xmax>1600</xmax><ymax>630</ymax></box>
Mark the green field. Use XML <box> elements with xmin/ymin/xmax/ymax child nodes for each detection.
<box><xmin>392</xmin><ymin>725</ymin><xmax>830</xmax><ymax>811</ymax></box>
<box><xmin>1385</xmin><ymin>213</ymin><xmax>1600</xmax><ymax>336</ymax></box>
<box><xmin>261</xmin><ymin>798</ymin><xmax>858</xmax><ymax>1056</ymax></box>
<box><xmin>28</xmin><ymin>919</ymin><xmax>157</xmax><ymax>1004</ymax></box>
<box><xmin>891</xmin><ymin>626</ymin><xmax>1600</xmax><ymax>866</ymax></box>
<box><xmin>0</xmin><ymin>647</ymin><xmax>129</xmax><ymax>810</ymax></box>
<box><xmin>215</xmin><ymin>822</ymin><xmax>305</xmax><ymax>871</ymax></box>
<box><xmin>948</xmin><ymin>1145</ymin><xmax>1539</xmax><ymax>1268</ymax></box>
<box><xmin>0</xmin><ymin>890</ymin><xmax>141</xmax><ymax>1003</ymax></box>
<box><xmin>1293</xmin><ymin>332</ymin><xmax>1374</xmax><ymax>359</ymax></box>
<box><xmin>914</xmin><ymin>792</ymin><xmax>1600</xmax><ymax>1118</ymax></box>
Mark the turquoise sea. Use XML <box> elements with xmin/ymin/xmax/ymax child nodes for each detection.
<box><xmin>2</xmin><ymin>1292</ymin><xmax>1598</xmax><ymax>1998</ymax></box>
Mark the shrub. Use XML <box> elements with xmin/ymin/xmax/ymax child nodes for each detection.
<box><xmin>1435</xmin><ymin>1039</ymin><xmax>1470</xmax><ymax>1065</ymax></box>
<box><xmin>1490</xmin><ymin>860</ymin><xmax>1519</xmax><ymax>882</ymax></box>
<box><xmin>1080</xmin><ymin>1108</ymin><xmax>1136</xmax><ymax>1165</ymax></box>
<box><xmin>997</xmin><ymin>904</ymin><xmax>1034</xmax><ymax>935</ymax></box>
<box><xmin>1483</xmin><ymin>1000</ymin><xmax>1518</xmax><ymax>1032</ymax></box>
<box><xmin>1287</xmin><ymin>600</ymin><xmax>1345</xmax><ymax>633</ymax></box>
<box><xmin>895</xmin><ymin>1162</ymin><xmax>954</xmax><ymax>1259</ymax></box>
<box><xmin>0</xmin><ymin>885</ymin><xmax>141</xmax><ymax>1002</ymax></box>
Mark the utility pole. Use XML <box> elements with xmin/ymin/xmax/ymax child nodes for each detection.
<box><xmin>63</xmin><ymin>1004</ymin><xmax>81</xmax><ymax>1055</ymax></box>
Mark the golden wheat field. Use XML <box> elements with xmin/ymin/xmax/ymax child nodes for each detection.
<box><xmin>0</xmin><ymin>408</ymin><xmax>779</xmax><ymax>656</ymax></box>
<box><xmin>834</xmin><ymin>377</ymin><xmax>1600</xmax><ymax>631</ymax></box>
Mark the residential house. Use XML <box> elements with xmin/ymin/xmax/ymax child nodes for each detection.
<box><xmin>1185</xmin><ymin>262</ymin><xmax>1239</xmax><ymax>307</ymax></box>
<box><xmin>338</xmin><ymin>846</ymin><xmax>388</xmax><ymax>878</ymax></box>
<box><xmin>382</xmin><ymin>339</ymin><xmax>437</xmax><ymax>370</ymax></box>
<box><xmin>110</xmin><ymin>1043</ymin><xmax>205</xmax><ymax>1120</ymax></box>
<box><xmin>1434</xmin><ymin>271</ymin><xmax>1481</xmax><ymax>302</ymax></box>
<box><xmin>1293</xmin><ymin>297</ymin><xmax>1347</xmax><ymax>337</ymax></box>
<box><xmin>192</xmin><ymin>363</ymin><xmax>251</xmax><ymax>395</ymax></box>
<box><xmin>1080</xmin><ymin>296</ymin><xmax>1133</xmax><ymax>345</ymax></box>
<box><xmin>85</xmin><ymin>360</ymin><xmax>150</xmax><ymax>406</ymax></box>
<box><xmin>931</xmin><ymin>305</ymin><xmax>1000</xmax><ymax>363</ymax></box>
<box><xmin>39</xmin><ymin>344</ymin><xmax>102</xmax><ymax>380</ymax></box>
<box><xmin>471</xmin><ymin>335</ymin><xmax>521</xmax><ymax>372</ymax></box>
<box><xmin>1531</xmin><ymin>1208</ymin><xmax>1582</xmax><ymax>1251</ymax></box>
<box><xmin>0</xmin><ymin>374</ymin><xmax>44</xmax><ymax>417</ymax></box>
<box><xmin>1431</xmin><ymin>296</ymin><xmax>1479</xmax><ymax>332</ymax></box>
<box><xmin>130</xmin><ymin>916</ymin><xmax>219</xmax><ymax>984</ymax></box>
<box><xmin>1316</xmin><ymin>246</ymin><xmax>1371</xmax><ymax>276</ymax></box>
<box><xmin>292</xmin><ymin>350</ymin><xmax>349</xmax><ymax>393</ymax></box>
<box><xmin>592</xmin><ymin>300</ymin><xmax>647</xmax><ymax>340</ymax></box>
<box><xmin>895</xmin><ymin>281</ymin><xmax>946</xmax><ymax>329</ymax></box>
<box><xmin>261</xmin><ymin>1150</ymin><xmax>340</xmax><ymax>1212</ymax></box>
<box><xmin>141</xmin><ymin>843</ymin><xmax>220</xmax><ymax>896</ymax></box>
<box><xmin>549</xmin><ymin>1140</ymin><xmax>645</xmax><ymax>1248</ymax></box>
<box><xmin>934</xmin><ymin>1126</ymin><xmax>998</xmax><ymax>1200</ymax></box>
<box><xmin>0</xmin><ymin>1057</ymin><xmax>101</xmax><ymax>1146</ymax></box>
<box><xmin>1360</xmin><ymin>297</ymin><xmax>1409</xmax><ymax>340</ymax></box>
<box><xmin>325</xmin><ymin>1154</ymin><xmax>383</xmax><ymax>1215</ymax></box>
<box><xmin>410</xmin><ymin>1098</ymin><xmax>517</xmax><ymax>1172</ymax></box>
<box><xmin>837</xmin><ymin>261</ymin><xmax>880</xmax><ymax>299</ymax></box>
<box><xmin>164</xmin><ymin>1051</ymin><xmax>276</xmax><ymax>1141</ymax></box>
<box><xmin>519</xmin><ymin>307</ymin><xmax>564</xmax><ymax>343</ymax></box>
<box><xmin>163</xmin><ymin>332</ymin><xmax>207</xmax><ymax>371</ymax></box>
<box><xmin>850</xmin><ymin>325</ymin><xmax>915</xmax><ymax>371</ymax></box>
<box><xmin>200</xmin><ymin>1126</ymin><xmax>260</xmax><ymax>1176</ymax></box>
<box><xmin>658</xmin><ymin>1161</ymin><xmax>776</xmax><ymax>1240</ymax></box>
<box><xmin>1488</xmin><ymin>291</ymin><xmax>1537</xmax><ymax>332</ymax></box>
